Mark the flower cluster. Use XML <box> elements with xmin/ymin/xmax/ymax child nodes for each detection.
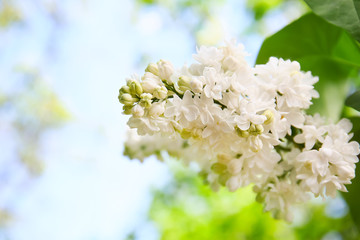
<box><xmin>119</xmin><ymin>41</ymin><xmax>360</xmax><ymax>221</ymax></box>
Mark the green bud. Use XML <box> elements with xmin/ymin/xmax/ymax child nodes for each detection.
<box><xmin>255</xmin><ymin>193</ymin><xmax>264</xmax><ymax>203</ymax></box>
<box><xmin>218</xmin><ymin>172</ymin><xmax>231</xmax><ymax>186</ymax></box>
<box><xmin>248</xmin><ymin>124</ymin><xmax>257</xmax><ymax>135</ymax></box>
<box><xmin>248</xmin><ymin>124</ymin><xmax>264</xmax><ymax>136</ymax></box>
<box><xmin>235</xmin><ymin>126</ymin><xmax>249</xmax><ymax>138</ymax></box>
<box><xmin>178</xmin><ymin>76</ymin><xmax>191</xmax><ymax>92</ymax></box>
<box><xmin>122</xmin><ymin>105</ymin><xmax>133</xmax><ymax>115</ymax></box>
<box><xmin>211</xmin><ymin>162</ymin><xmax>227</xmax><ymax>174</ymax></box>
<box><xmin>178</xmin><ymin>76</ymin><xmax>191</xmax><ymax>93</ymax></box>
<box><xmin>255</xmin><ymin>124</ymin><xmax>264</xmax><ymax>134</ymax></box>
<box><xmin>119</xmin><ymin>93</ymin><xmax>137</xmax><ymax>106</ymax></box>
<box><xmin>198</xmin><ymin>171</ymin><xmax>209</xmax><ymax>185</ymax></box>
<box><xmin>157</xmin><ymin>60</ymin><xmax>174</xmax><ymax>82</ymax></box>
<box><xmin>191</xmin><ymin>128</ymin><xmax>202</xmax><ymax>140</ymax></box>
<box><xmin>119</xmin><ymin>85</ymin><xmax>130</xmax><ymax>94</ymax></box>
<box><xmin>180</xmin><ymin>129</ymin><xmax>192</xmax><ymax>139</ymax></box>
<box><xmin>129</xmin><ymin>80</ymin><xmax>143</xmax><ymax>96</ymax></box>
<box><xmin>240</xmin><ymin>130</ymin><xmax>249</xmax><ymax>138</ymax></box>
<box><xmin>217</xmin><ymin>154</ymin><xmax>231</xmax><ymax>164</ymax></box>
<box><xmin>153</xmin><ymin>86</ymin><xmax>168</xmax><ymax>99</ymax></box>
<box><xmin>263</xmin><ymin>110</ymin><xmax>274</xmax><ymax>125</ymax></box>
<box><xmin>139</xmin><ymin>93</ymin><xmax>152</xmax><ymax>108</ymax></box>
<box><xmin>145</xmin><ymin>63</ymin><xmax>159</xmax><ymax>76</ymax></box>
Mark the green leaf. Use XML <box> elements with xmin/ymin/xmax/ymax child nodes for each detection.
<box><xmin>304</xmin><ymin>0</ymin><xmax>360</xmax><ymax>42</ymax></box>
<box><xmin>345</xmin><ymin>90</ymin><xmax>360</xmax><ymax>111</ymax></box>
<box><xmin>356</xmin><ymin>0</ymin><xmax>360</xmax><ymax>19</ymax></box>
<box><xmin>256</xmin><ymin>13</ymin><xmax>360</xmax><ymax>121</ymax></box>
<box><xmin>341</xmin><ymin>116</ymin><xmax>360</xmax><ymax>227</ymax></box>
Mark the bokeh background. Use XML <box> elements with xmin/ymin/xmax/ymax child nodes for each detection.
<box><xmin>0</xmin><ymin>0</ymin><xmax>359</xmax><ymax>239</ymax></box>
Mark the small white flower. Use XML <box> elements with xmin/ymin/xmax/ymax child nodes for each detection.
<box><xmin>255</xmin><ymin>57</ymin><xmax>319</xmax><ymax>109</ymax></box>
<box><xmin>202</xmin><ymin>67</ymin><xmax>227</xmax><ymax>100</ymax></box>
<box><xmin>190</xmin><ymin>77</ymin><xmax>204</xmax><ymax>93</ymax></box>
<box><xmin>193</xmin><ymin>94</ymin><xmax>223</xmax><ymax>125</ymax></box>
<box><xmin>193</xmin><ymin>45</ymin><xmax>224</xmax><ymax>68</ymax></box>
<box><xmin>131</xmin><ymin>104</ymin><xmax>144</xmax><ymax>118</ymax></box>
<box><xmin>201</xmin><ymin>109</ymin><xmax>234</xmax><ymax>146</ymax></box>
<box><xmin>139</xmin><ymin>93</ymin><xmax>153</xmax><ymax>108</ymax></box>
<box><xmin>145</xmin><ymin>63</ymin><xmax>159</xmax><ymax>76</ymax></box>
<box><xmin>157</xmin><ymin>60</ymin><xmax>174</xmax><ymax>81</ymax></box>
<box><xmin>164</xmin><ymin>90</ymin><xmax>199</xmax><ymax>125</ymax></box>
<box><xmin>294</xmin><ymin>125</ymin><xmax>326</xmax><ymax>150</ymax></box>
<box><xmin>234</xmin><ymin>99</ymin><xmax>266</xmax><ymax>131</ymax></box>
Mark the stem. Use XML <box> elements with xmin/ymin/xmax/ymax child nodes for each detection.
<box><xmin>214</xmin><ymin>99</ymin><xmax>227</xmax><ymax>109</ymax></box>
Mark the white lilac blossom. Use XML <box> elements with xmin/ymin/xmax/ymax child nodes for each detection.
<box><xmin>118</xmin><ymin>41</ymin><xmax>360</xmax><ymax>222</ymax></box>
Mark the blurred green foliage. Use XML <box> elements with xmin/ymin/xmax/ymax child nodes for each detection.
<box><xmin>0</xmin><ymin>0</ymin><xmax>68</xmax><ymax>226</ymax></box>
<box><xmin>0</xmin><ymin>0</ymin><xmax>21</xmax><ymax>28</ymax></box>
<box><xmin>1</xmin><ymin>67</ymin><xmax>69</xmax><ymax>175</ymax></box>
<box><xmin>129</xmin><ymin>160</ymin><xmax>359</xmax><ymax>240</ymax></box>
<box><xmin>0</xmin><ymin>67</ymin><xmax>69</xmax><ymax>228</ymax></box>
<box><xmin>246</xmin><ymin>0</ymin><xmax>286</xmax><ymax>20</ymax></box>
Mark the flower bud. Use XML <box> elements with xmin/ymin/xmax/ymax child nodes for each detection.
<box><xmin>249</xmin><ymin>124</ymin><xmax>263</xmax><ymax>135</ymax></box>
<box><xmin>119</xmin><ymin>85</ymin><xmax>130</xmax><ymax>95</ymax></box>
<box><xmin>226</xmin><ymin>176</ymin><xmax>240</xmax><ymax>192</ymax></box>
<box><xmin>235</xmin><ymin>126</ymin><xmax>249</xmax><ymax>138</ymax></box>
<box><xmin>228</xmin><ymin>159</ymin><xmax>243</xmax><ymax>174</ymax></box>
<box><xmin>153</xmin><ymin>86</ymin><xmax>168</xmax><ymax>99</ymax></box>
<box><xmin>123</xmin><ymin>105</ymin><xmax>133</xmax><ymax>115</ymax></box>
<box><xmin>255</xmin><ymin>124</ymin><xmax>264</xmax><ymax>134</ymax></box>
<box><xmin>250</xmin><ymin>136</ymin><xmax>263</xmax><ymax>152</ymax></box>
<box><xmin>141</xmin><ymin>72</ymin><xmax>162</xmax><ymax>94</ymax></box>
<box><xmin>119</xmin><ymin>93</ymin><xmax>137</xmax><ymax>106</ymax></box>
<box><xmin>148</xmin><ymin>102</ymin><xmax>165</xmax><ymax>117</ymax></box>
<box><xmin>337</xmin><ymin>164</ymin><xmax>355</xmax><ymax>179</ymax></box>
<box><xmin>145</xmin><ymin>63</ymin><xmax>159</xmax><ymax>76</ymax></box>
<box><xmin>255</xmin><ymin>192</ymin><xmax>265</xmax><ymax>203</ymax></box>
<box><xmin>157</xmin><ymin>59</ymin><xmax>174</xmax><ymax>81</ymax></box>
<box><xmin>218</xmin><ymin>171</ymin><xmax>231</xmax><ymax>186</ymax></box>
<box><xmin>217</xmin><ymin>154</ymin><xmax>231</xmax><ymax>164</ymax></box>
<box><xmin>178</xmin><ymin>76</ymin><xmax>191</xmax><ymax>92</ymax></box>
<box><xmin>131</xmin><ymin>104</ymin><xmax>144</xmax><ymax>118</ymax></box>
<box><xmin>180</xmin><ymin>129</ymin><xmax>192</xmax><ymax>139</ymax></box>
<box><xmin>139</xmin><ymin>93</ymin><xmax>152</xmax><ymax>108</ymax></box>
<box><xmin>263</xmin><ymin>110</ymin><xmax>274</xmax><ymax>125</ymax></box>
<box><xmin>190</xmin><ymin>77</ymin><xmax>203</xmax><ymax>93</ymax></box>
<box><xmin>211</xmin><ymin>162</ymin><xmax>227</xmax><ymax>174</ymax></box>
<box><xmin>248</xmin><ymin>124</ymin><xmax>256</xmax><ymax>135</ymax></box>
<box><xmin>189</xmin><ymin>63</ymin><xmax>204</xmax><ymax>76</ymax></box>
<box><xmin>191</xmin><ymin>128</ymin><xmax>202</xmax><ymax>139</ymax></box>
<box><xmin>129</xmin><ymin>80</ymin><xmax>143</xmax><ymax>96</ymax></box>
